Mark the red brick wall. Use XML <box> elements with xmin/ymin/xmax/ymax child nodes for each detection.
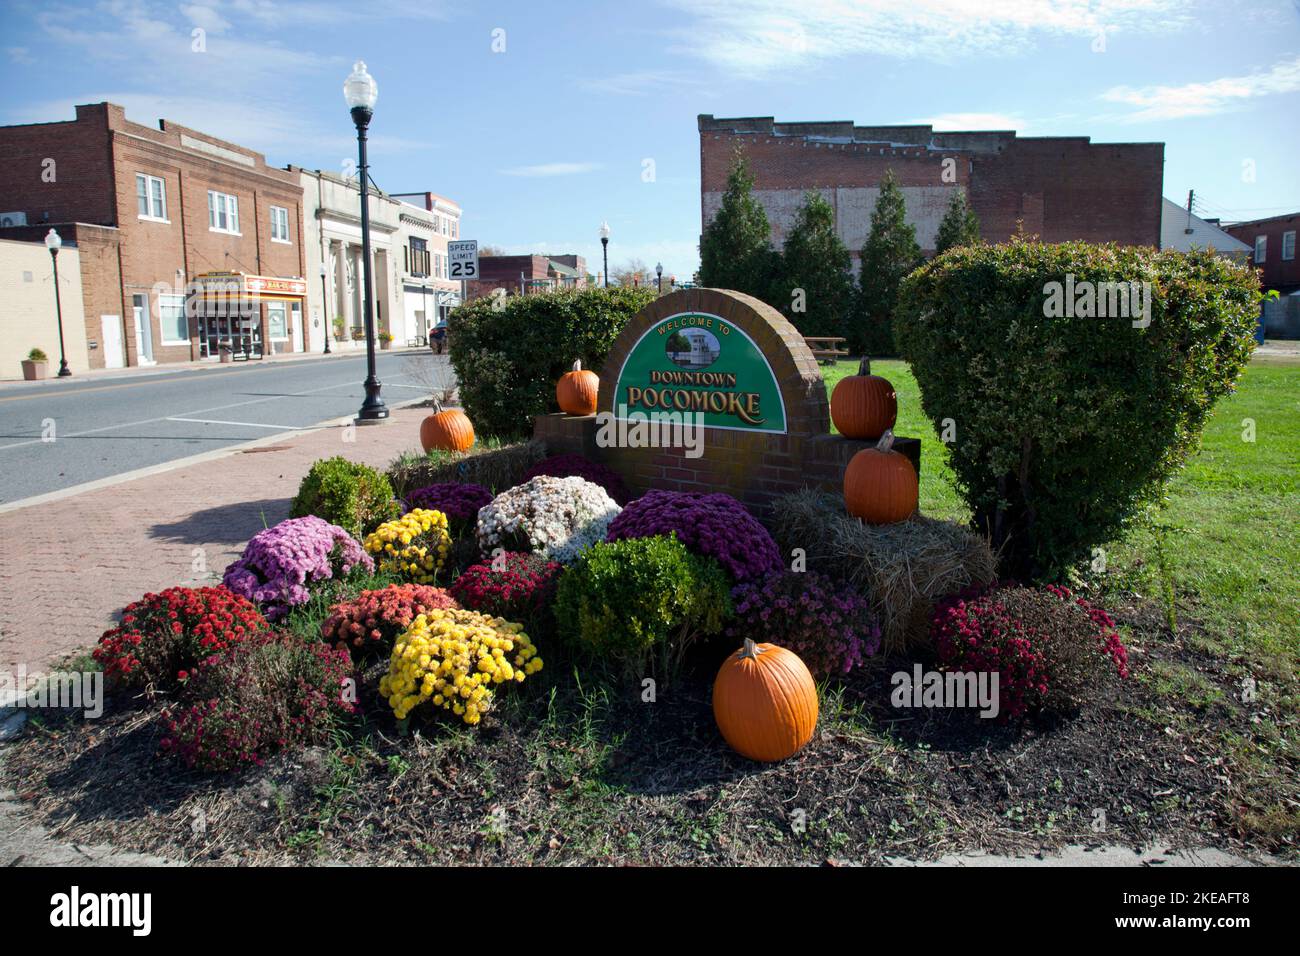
<box><xmin>1224</xmin><ymin>214</ymin><xmax>1300</xmax><ymax>292</ymax></box>
<box><xmin>0</xmin><ymin>103</ymin><xmax>118</xmax><ymax>227</ymax></box>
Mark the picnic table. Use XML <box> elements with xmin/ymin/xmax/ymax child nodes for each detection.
<box><xmin>803</xmin><ymin>336</ymin><xmax>850</xmax><ymax>365</ymax></box>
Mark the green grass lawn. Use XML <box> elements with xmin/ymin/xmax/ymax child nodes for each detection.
<box><xmin>822</xmin><ymin>355</ymin><xmax>1300</xmax><ymax>677</ymax></box>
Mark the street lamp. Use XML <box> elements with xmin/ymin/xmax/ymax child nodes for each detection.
<box><xmin>44</xmin><ymin>229</ymin><xmax>71</xmax><ymax>377</ymax></box>
<box><xmin>599</xmin><ymin>220</ymin><xmax>610</xmax><ymax>288</ymax></box>
<box><xmin>655</xmin><ymin>261</ymin><xmax>663</xmax><ymax>294</ymax></box>
<box><xmin>344</xmin><ymin>60</ymin><xmax>387</xmax><ymax>423</ymax></box>
<box><xmin>318</xmin><ymin>262</ymin><xmax>331</xmax><ymax>354</ymax></box>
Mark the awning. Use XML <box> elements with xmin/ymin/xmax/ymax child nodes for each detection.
<box><xmin>191</xmin><ymin>271</ymin><xmax>307</xmax><ymax>304</ymax></box>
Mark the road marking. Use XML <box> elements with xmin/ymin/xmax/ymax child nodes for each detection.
<box><xmin>166</xmin><ymin>417</ymin><xmax>306</xmax><ymax>430</ymax></box>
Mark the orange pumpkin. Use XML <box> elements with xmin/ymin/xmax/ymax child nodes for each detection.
<box><xmin>556</xmin><ymin>359</ymin><xmax>599</xmax><ymax>416</ymax></box>
<box><xmin>830</xmin><ymin>357</ymin><xmax>897</xmax><ymax>440</ymax></box>
<box><xmin>713</xmin><ymin>638</ymin><xmax>818</xmax><ymax>762</ymax></box>
<box><xmin>844</xmin><ymin>429</ymin><xmax>917</xmax><ymax>524</ymax></box>
<box><xmin>420</xmin><ymin>407</ymin><xmax>475</xmax><ymax>453</ymax></box>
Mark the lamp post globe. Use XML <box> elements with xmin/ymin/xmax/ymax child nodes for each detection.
<box><xmin>45</xmin><ymin>228</ymin><xmax>71</xmax><ymax>377</ymax></box>
<box><xmin>599</xmin><ymin>220</ymin><xmax>610</xmax><ymax>288</ymax></box>
<box><xmin>344</xmin><ymin>61</ymin><xmax>387</xmax><ymax>422</ymax></box>
<box><xmin>655</xmin><ymin>261</ymin><xmax>663</xmax><ymax>294</ymax></box>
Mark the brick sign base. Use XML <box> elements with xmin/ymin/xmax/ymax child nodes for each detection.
<box><xmin>533</xmin><ymin>288</ymin><xmax>919</xmax><ymax>516</ymax></box>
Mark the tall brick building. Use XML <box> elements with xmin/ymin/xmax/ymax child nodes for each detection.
<box><xmin>0</xmin><ymin>103</ymin><xmax>308</xmax><ymax>368</ymax></box>
<box><xmin>699</xmin><ymin>115</ymin><xmax>1164</xmax><ymax>266</ymax></box>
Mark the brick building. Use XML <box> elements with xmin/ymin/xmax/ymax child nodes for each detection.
<box><xmin>465</xmin><ymin>253</ymin><xmax>588</xmax><ymax>301</ymax></box>
<box><xmin>699</xmin><ymin>115</ymin><xmax>1164</xmax><ymax>266</ymax></box>
<box><xmin>1223</xmin><ymin>213</ymin><xmax>1299</xmax><ymax>294</ymax></box>
<box><xmin>0</xmin><ymin>102</ymin><xmax>308</xmax><ymax>368</ymax></box>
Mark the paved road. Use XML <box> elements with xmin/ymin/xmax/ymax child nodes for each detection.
<box><xmin>0</xmin><ymin>352</ymin><xmax>445</xmax><ymax>504</ymax></box>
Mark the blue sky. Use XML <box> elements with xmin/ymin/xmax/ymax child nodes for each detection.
<box><xmin>2</xmin><ymin>0</ymin><xmax>1297</xmax><ymax>280</ymax></box>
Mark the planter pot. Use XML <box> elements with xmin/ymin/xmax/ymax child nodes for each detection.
<box><xmin>380</xmin><ymin>340</ymin><xmax>393</xmax><ymax>351</ymax></box>
<box><xmin>21</xmin><ymin>360</ymin><xmax>48</xmax><ymax>381</ymax></box>
<box><xmin>219</xmin><ymin>348</ymin><xmax>233</xmax><ymax>364</ymax></box>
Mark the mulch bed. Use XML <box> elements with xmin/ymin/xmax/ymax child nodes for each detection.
<box><xmin>0</xmin><ymin>595</ymin><xmax>1291</xmax><ymax>865</ymax></box>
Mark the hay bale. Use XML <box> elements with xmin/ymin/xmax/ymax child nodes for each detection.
<box><xmin>770</xmin><ymin>489</ymin><xmax>997</xmax><ymax>655</ymax></box>
<box><xmin>388</xmin><ymin>440</ymin><xmax>547</xmax><ymax>497</ymax></box>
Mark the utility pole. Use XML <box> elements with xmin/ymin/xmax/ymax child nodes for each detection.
<box><xmin>1185</xmin><ymin>189</ymin><xmax>1195</xmax><ymax>235</ymax></box>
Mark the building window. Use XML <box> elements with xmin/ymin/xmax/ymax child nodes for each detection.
<box><xmin>136</xmin><ymin>173</ymin><xmax>167</xmax><ymax>220</ymax></box>
<box><xmin>270</xmin><ymin>206</ymin><xmax>290</xmax><ymax>243</ymax></box>
<box><xmin>451</xmin><ymin>219</ymin><xmax>458</xmax><ymax>238</ymax></box>
<box><xmin>208</xmin><ymin>190</ymin><xmax>241</xmax><ymax>234</ymax></box>
<box><xmin>1283</xmin><ymin>231</ymin><xmax>1296</xmax><ymax>261</ymax></box>
<box><xmin>159</xmin><ymin>293</ymin><xmax>188</xmax><ymax>344</ymax></box>
<box><xmin>1254</xmin><ymin>235</ymin><xmax>1267</xmax><ymax>263</ymax></box>
<box><xmin>406</xmin><ymin>237</ymin><xmax>430</xmax><ymax>277</ymax></box>
<box><xmin>267</xmin><ymin>302</ymin><xmax>288</xmax><ymax>340</ymax></box>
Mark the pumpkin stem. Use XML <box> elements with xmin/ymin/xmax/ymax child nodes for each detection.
<box><xmin>875</xmin><ymin>428</ymin><xmax>895</xmax><ymax>453</ymax></box>
<box><xmin>739</xmin><ymin>638</ymin><xmax>764</xmax><ymax>661</ymax></box>
<box><xmin>858</xmin><ymin>357</ymin><xmax>871</xmax><ymax>376</ymax></box>
<box><xmin>572</xmin><ymin>359</ymin><xmax>583</xmax><ymax>372</ymax></box>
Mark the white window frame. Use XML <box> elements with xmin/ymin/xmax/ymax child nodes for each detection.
<box><xmin>158</xmin><ymin>293</ymin><xmax>189</xmax><ymax>345</ymax></box>
<box><xmin>1254</xmin><ymin>235</ymin><xmax>1267</xmax><ymax>263</ymax></box>
<box><xmin>270</xmin><ymin>205</ymin><xmax>290</xmax><ymax>243</ymax></box>
<box><xmin>136</xmin><ymin>173</ymin><xmax>168</xmax><ymax>221</ymax></box>
<box><xmin>1282</xmin><ymin>230</ymin><xmax>1296</xmax><ymax>261</ymax></box>
<box><xmin>207</xmin><ymin>190</ymin><xmax>241</xmax><ymax>235</ymax></box>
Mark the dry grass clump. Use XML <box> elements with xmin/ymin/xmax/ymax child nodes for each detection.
<box><xmin>770</xmin><ymin>489</ymin><xmax>997</xmax><ymax>654</ymax></box>
<box><xmin>388</xmin><ymin>440</ymin><xmax>547</xmax><ymax>497</ymax></box>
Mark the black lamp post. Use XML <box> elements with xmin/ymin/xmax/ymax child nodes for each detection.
<box><xmin>345</xmin><ymin>60</ymin><xmax>387</xmax><ymax>422</ymax></box>
<box><xmin>655</xmin><ymin>261</ymin><xmax>663</xmax><ymax>294</ymax></box>
<box><xmin>319</xmin><ymin>262</ymin><xmax>331</xmax><ymax>354</ymax></box>
<box><xmin>599</xmin><ymin>220</ymin><xmax>610</xmax><ymax>287</ymax></box>
<box><xmin>45</xmin><ymin>229</ymin><xmax>72</xmax><ymax>377</ymax></box>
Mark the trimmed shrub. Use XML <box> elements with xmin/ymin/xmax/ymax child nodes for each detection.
<box><xmin>362</xmin><ymin>509</ymin><xmax>453</xmax><ymax>584</ymax></box>
<box><xmin>321</xmin><ymin>584</ymin><xmax>459</xmax><ymax>655</ymax></box>
<box><xmin>521</xmin><ymin>454</ymin><xmax>631</xmax><ymax>504</ymax></box>
<box><xmin>605</xmin><ymin>490</ymin><xmax>781</xmax><ymax>584</ymax></box>
<box><xmin>477</xmin><ymin>475</ymin><xmax>620</xmax><ymax>563</ymax></box>
<box><xmin>379</xmin><ymin>609</ymin><xmax>543</xmax><ymax>725</ymax></box>
<box><xmin>449</xmin><ymin>552</ymin><xmax>561</xmax><ymax>633</ymax></box>
<box><xmin>223</xmin><ymin>516</ymin><xmax>373</xmax><ymax>621</ymax></box>
<box><xmin>403</xmin><ymin>482</ymin><xmax>492</xmax><ymax>535</ymax></box>
<box><xmin>388</xmin><ymin>440</ymin><xmax>547</xmax><ymax>498</ymax></box>
<box><xmin>896</xmin><ymin>240</ymin><xmax>1261</xmax><ymax>579</ymax></box>
<box><xmin>93</xmin><ymin>586</ymin><xmax>268</xmax><ymax>695</ymax></box>
<box><xmin>931</xmin><ymin>583</ymin><xmax>1129</xmax><ymax>721</ymax></box>
<box><xmin>448</xmin><ymin>286</ymin><xmax>656</xmax><ymax>438</ymax></box>
<box><xmin>291</xmin><ymin>456</ymin><xmax>400</xmax><ymax>539</ymax></box>
<box><xmin>159</xmin><ymin>634</ymin><xmax>355</xmax><ymax>771</ymax></box>
<box><xmin>554</xmin><ymin>535</ymin><xmax>732</xmax><ymax>678</ymax></box>
<box><xmin>727</xmin><ymin>571</ymin><xmax>881</xmax><ymax>679</ymax></box>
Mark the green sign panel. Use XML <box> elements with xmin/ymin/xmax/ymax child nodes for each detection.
<box><xmin>612</xmin><ymin>312</ymin><xmax>786</xmax><ymax>433</ymax></box>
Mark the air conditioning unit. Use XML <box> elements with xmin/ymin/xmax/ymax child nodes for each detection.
<box><xmin>0</xmin><ymin>211</ymin><xmax>28</xmax><ymax>227</ymax></box>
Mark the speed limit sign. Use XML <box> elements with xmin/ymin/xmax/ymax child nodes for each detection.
<box><xmin>448</xmin><ymin>240</ymin><xmax>478</xmax><ymax>280</ymax></box>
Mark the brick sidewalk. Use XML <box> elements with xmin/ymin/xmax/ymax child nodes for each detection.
<box><xmin>0</xmin><ymin>405</ymin><xmax>429</xmax><ymax>672</ymax></box>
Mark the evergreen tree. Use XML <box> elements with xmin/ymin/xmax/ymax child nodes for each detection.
<box><xmin>698</xmin><ymin>148</ymin><xmax>774</xmax><ymax>298</ymax></box>
<box><xmin>769</xmin><ymin>190</ymin><xmax>853</xmax><ymax>337</ymax></box>
<box><xmin>854</xmin><ymin>169</ymin><xmax>923</xmax><ymax>355</ymax></box>
<box><xmin>934</xmin><ymin>188</ymin><xmax>981</xmax><ymax>255</ymax></box>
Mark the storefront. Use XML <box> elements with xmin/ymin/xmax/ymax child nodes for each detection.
<box><xmin>189</xmin><ymin>272</ymin><xmax>308</xmax><ymax>360</ymax></box>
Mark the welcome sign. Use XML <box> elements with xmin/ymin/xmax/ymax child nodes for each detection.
<box><xmin>611</xmin><ymin>311</ymin><xmax>787</xmax><ymax>433</ymax></box>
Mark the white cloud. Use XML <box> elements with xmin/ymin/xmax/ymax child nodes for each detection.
<box><xmin>577</xmin><ymin>69</ymin><xmax>702</xmax><ymax>97</ymax></box>
<box><xmin>499</xmin><ymin>162</ymin><xmax>603</xmax><ymax>178</ymax></box>
<box><xmin>663</xmin><ymin>0</ymin><xmax>1192</xmax><ymax>76</ymax></box>
<box><xmin>908</xmin><ymin>111</ymin><xmax>1026</xmax><ymax>131</ymax></box>
<box><xmin>6</xmin><ymin>46</ymin><xmax>35</xmax><ymax>64</ymax></box>
<box><xmin>1100</xmin><ymin>54</ymin><xmax>1300</xmax><ymax>121</ymax></box>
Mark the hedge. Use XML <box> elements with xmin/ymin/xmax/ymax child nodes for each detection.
<box><xmin>448</xmin><ymin>286</ymin><xmax>657</xmax><ymax>438</ymax></box>
<box><xmin>895</xmin><ymin>240</ymin><xmax>1260</xmax><ymax>580</ymax></box>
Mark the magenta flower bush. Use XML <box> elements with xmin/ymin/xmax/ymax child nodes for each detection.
<box><xmin>727</xmin><ymin>571</ymin><xmax>880</xmax><ymax>678</ymax></box>
<box><xmin>403</xmin><ymin>482</ymin><xmax>493</xmax><ymax>533</ymax></box>
<box><xmin>223</xmin><ymin>515</ymin><xmax>373</xmax><ymax>621</ymax></box>
<box><xmin>606</xmin><ymin>490</ymin><xmax>781</xmax><ymax>583</ymax></box>
<box><xmin>521</xmin><ymin>454</ymin><xmax>631</xmax><ymax>504</ymax></box>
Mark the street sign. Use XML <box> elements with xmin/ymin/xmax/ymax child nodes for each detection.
<box><xmin>448</xmin><ymin>240</ymin><xmax>478</xmax><ymax>280</ymax></box>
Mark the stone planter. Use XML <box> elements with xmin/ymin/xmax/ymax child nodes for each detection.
<box><xmin>219</xmin><ymin>345</ymin><xmax>234</xmax><ymax>364</ymax></box>
<box><xmin>21</xmin><ymin>359</ymin><xmax>48</xmax><ymax>381</ymax></box>
<box><xmin>380</xmin><ymin>339</ymin><xmax>393</xmax><ymax>351</ymax></box>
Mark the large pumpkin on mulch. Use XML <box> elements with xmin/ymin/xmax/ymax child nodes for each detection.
<box><xmin>556</xmin><ymin>359</ymin><xmax>599</xmax><ymax>416</ymax></box>
<box><xmin>713</xmin><ymin>638</ymin><xmax>818</xmax><ymax>762</ymax></box>
<box><xmin>420</xmin><ymin>407</ymin><xmax>475</xmax><ymax>453</ymax></box>
<box><xmin>844</xmin><ymin>429</ymin><xmax>917</xmax><ymax>524</ymax></box>
<box><xmin>830</xmin><ymin>357</ymin><xmax>896</xmax><ymax>440</ymax></box>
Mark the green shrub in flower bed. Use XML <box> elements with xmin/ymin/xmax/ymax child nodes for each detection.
<box><xmin>387</xmin><ymin>439</ymin><xmax>547</xmax><ymax>498</ymax></box>
<box><xmin>896</xmin><ymin>240</ymin><xmax>1261</xmax><ymax>580</ymax></box>
<box><xmin>554</xmin><ymin>535</ymin><xmax>732</xmax><ymax>679</ymax></box>
<box><xmin>291</xmin><ymin>456</ymin><xmax>400</xmax><ymax>539</ymax></box>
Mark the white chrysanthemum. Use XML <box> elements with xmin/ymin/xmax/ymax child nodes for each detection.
<box><xmin>476</xmin><ymin>475</ymin><xmax>621</xmax><ymax>563</ymax></box>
